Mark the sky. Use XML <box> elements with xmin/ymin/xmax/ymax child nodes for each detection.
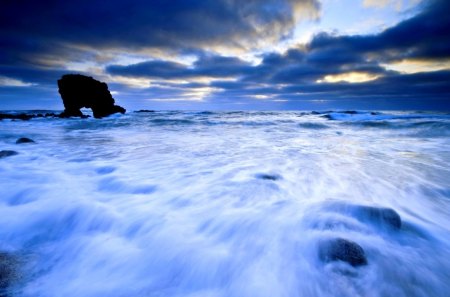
<box><xmin>1</xmin><ymin>0</ymin><xmax>449</xmax><ymax>111</ymax></box>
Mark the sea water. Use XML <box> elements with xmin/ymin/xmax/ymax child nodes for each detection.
<box><xmin>0</xmin><ymin>111</ymin><xmax>449</xmax><ymax>297</ymax></box>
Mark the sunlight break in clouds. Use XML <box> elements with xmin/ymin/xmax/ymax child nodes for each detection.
<box><xmin>363</xmin><ymin>0</ymin><xmax>423</xmax><ymax>10</ymax></box>
<box><xmin>316</xmin><ymin>72</ymin><xmax>381</xmax><ymax>83</ymax></box>
<box><xmin>382</xmin><ymin>59</ymin><xmax>450</xmax><ymax>74</ymax></box>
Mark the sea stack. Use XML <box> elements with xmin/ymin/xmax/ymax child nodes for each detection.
<box><xmin>57</xmin><ymin>74</ymin><xmax>126</xmax><ymax>118</ymax></box>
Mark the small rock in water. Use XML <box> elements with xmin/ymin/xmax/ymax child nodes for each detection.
<box><xmin>16</xmin><ymin>137</ymin><xmax>35</xmax><ymax>144</ymax></box>
<box><xmin>0</xmin><ymin>151</ymin><xmax>19</xmax><ymax>159</ymax></box>
<box><xmin>255</xmin><ymin>173</ymin><xmax>281</xmax><ymax>181</ymax></box>
<box><xmin>318</xmin><ymin>238</ymin><xmax>367</xmax><ymax>267</ymax></box>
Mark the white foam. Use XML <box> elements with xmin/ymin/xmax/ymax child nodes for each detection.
<box><xmin>1</xmin><ymin>111</ymin><xmax>450</xmax><ymax>296</ymax></box>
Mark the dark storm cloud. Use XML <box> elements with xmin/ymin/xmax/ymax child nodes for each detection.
<box><xmin>107</xmin><ymin>55</ymin><xmax>253</xmax><ymax>79</ymax></box>
<box><xmin>308</xmin><ymin>0</ymin><xmax>450</xmax><ymax>61</ymax></box>
<box><xmin>0</xmin><ymin>0</ymin><xmax>320</xmax><ymax>65</ymax></box>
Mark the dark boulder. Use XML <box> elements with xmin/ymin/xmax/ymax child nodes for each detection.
<box><xmin>0</xmin><ymin>151</ymin><xmax>18</xmax><ymax>159</ymax></box>
<box><xmin>57</xmin><ymin>74</ymin><xmax>126</xmax><ymax>119</ymax></box>
<box><xmin>16</xmin><ymin>137</ymin><xmax>35</xmax><ymax>144</ymax></box>
<box><xmin>318</xmin><ymin>238</ymin><xmax>367</xmax><ymax>267</ymax></box>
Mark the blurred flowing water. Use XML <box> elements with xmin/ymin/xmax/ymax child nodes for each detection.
<box><xmin>1</xmin><ymin>110</ymin><xmax>449</xmax><ymax>297</ymax></box>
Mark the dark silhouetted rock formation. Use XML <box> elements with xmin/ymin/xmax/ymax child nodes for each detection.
<box><xmin>318</xmin><ymin>238</ymin><xmax>367</xmax><ymax>267</ymax></box>
<box><xmin>16</xmin><ymin>137</ymin><xmax>35</xmax><ymax>144</ymax></box>
<box><xmin>58</xmin><ymin>74</ymin><xmax>125</xmax><ymax>118</ymax></box>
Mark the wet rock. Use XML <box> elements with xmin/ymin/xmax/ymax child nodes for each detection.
<box><xmin>16</xmin><ymin>137</ymin><xmax>35</xmax><ymax>144</ymax></box>
<box><xmin>355</xmin><ymin>205</ymin><xmax>402</xmax><ymax>229</ymax></box>
<box><xmin>0</xmin><ymin>113</ymin><xmax>32</xmax><ymax>121</ymax></box>
<box><xmin>135</xmin><ymin>110</ymin><xmax>155</xmax><ymax>113</ymax></box>
<box><xmin>0</xmin><ymin>151</ymin><xmax>18</xmax><ymax>159</ymax></box>
<box><xmin>0</xmin><ymin>112</ymin><xmax>60</xmax><ymax>121</ymax></box>
<box><xmin>321</xmin><ymin>202</ymin><xmax>402</xmax><ymax>230</ymax></box>
<box><xmin>57</xmin><ymin>74</ymin><xmax>126</xmax><ymax>119</ymax></box>
<box><xmin>0</xmin><ymin>252</ymin><xmax>18</xmax><ymax>296</ymax></box>
<box><xmin>255</xmin><ymin>173</ymin><xmax>281</xmax><ymax>181</ymax></box>
<box><xmin>327</xmin><ymin>203</ymin><xmax>402</xmax><ymax>230</ymax></box>
<box><xmin>318</xmin><ymin>238</ymin><xmax>367</xmax><ymax>267</ymax></box>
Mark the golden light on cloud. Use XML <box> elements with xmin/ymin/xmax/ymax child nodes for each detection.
<box><xmin>316</xmin><ymin>72</ymin><xmax>381</xmax><ymax>83</ymax></box>
<box><xmin>382</xmin><ymin>59</ymin><xmax>450</xmax><ymax>74</ymax></box>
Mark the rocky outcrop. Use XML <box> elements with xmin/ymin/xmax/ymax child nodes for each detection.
<box><xmin>0</xmin><ymin>113</ymin><xmax>33</xmax><ymax>121</ymax></box>
<box><xmin>0</xmin><ymin>113</ymin><xmax>61</xmax><ymax>121</ymax></box>
<box><xmin>57</xmin><ymin>74</ymin><xmax>125</xmax><ymax>119</ymax></box>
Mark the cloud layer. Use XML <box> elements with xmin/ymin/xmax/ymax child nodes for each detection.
<box><xmin>1</xmin><ymin>0</ymin><xmax>449</xmax><ymax>110</ymax></box>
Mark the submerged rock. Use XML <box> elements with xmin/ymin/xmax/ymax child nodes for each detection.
<box><xmin>0</xmin><ymin>151</ymin><xmax>18</xmax><ymax>159</ymax></box>
<box><xmin>57</xmin><ymin>74</ymin><xmax>126</xmax><ymax>119</ymax></box>
<box><xmin>0</xmin><ymin>252</ymin><xmax>18</xmax><ymax>296</ymax></box>
<box><xmin>255</xmin><ymin>173</ymin><xmax>281</xmax><ymax>181</ymax></box>
<box><xmin>354</xmin><ymin>205</ymin><xmax>402</xmax><ymax>229</ymax></box>
<box><xmin>326</xmin><ymin>203</ymin><xmax>402</xmax><ymax>230</ymax></box>
<box><xmin>15</xmin><ymin>137</ymin><xmax>35</xmax><ymax>144</ymax></box>
<box><xmin>318</xmin><ymin>238</ymin><xmax>367</xmax><ymax>267</ymax></box>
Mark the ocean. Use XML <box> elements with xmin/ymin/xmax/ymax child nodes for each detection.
<box><xmin>1</xmin><ymin>110</ymin><xmax>449</xmax><ymax>297</ymax></box>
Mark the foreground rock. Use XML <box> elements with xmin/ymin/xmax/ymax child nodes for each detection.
<box><xmin>16</xmin><ymin>137</ymin><xmax>35</xmax><ymax>144</ymax></box>
<box><xmin>58</xmin><ymin>74</ymin><xmax>126</xmax><ymax>119</ymax></box>
<box><xmin>0</xmin><ymin>151</ymin><xmax>18</xmax><ymax>159</ymax></box>
<box><xmin>325</xmin><ymin>202</ymin><xmax>402</xmax><ymax>230</ymax></box>
<box><xmin>318</xmin><ymin>238</ymin><xmax>367</xmax><ymax>267</ymax></box>
<box><xmin>0</xmin><ymin>252</ymin><xmax>18</xmax><ymax>296</ymax></box>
